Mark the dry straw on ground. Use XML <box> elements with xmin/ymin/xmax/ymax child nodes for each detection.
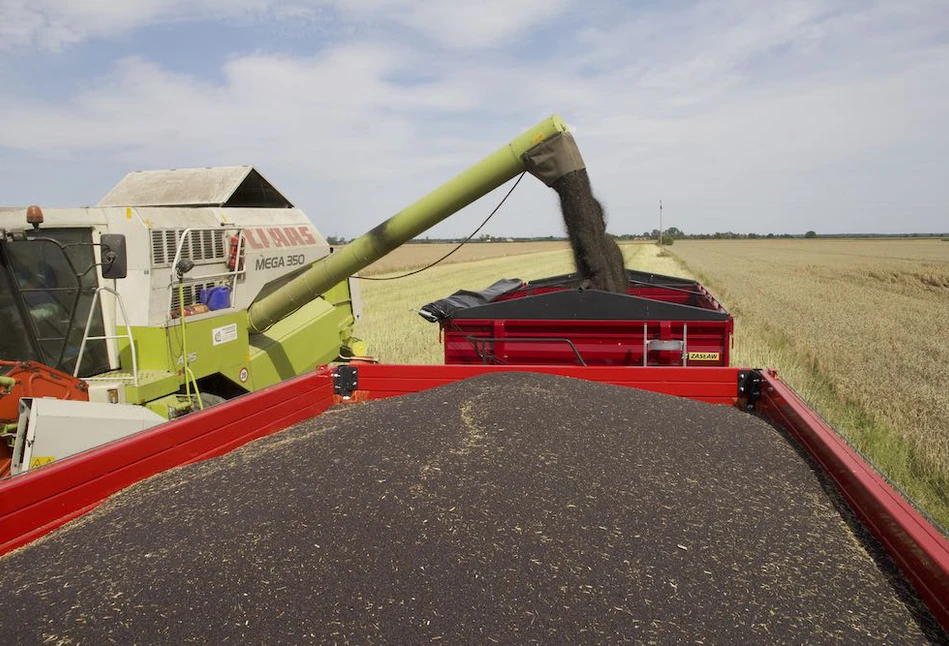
<box><xmin>360</xmin><ymin>241</ymin><xmax>570</xmax><ymax>276</ymax></box>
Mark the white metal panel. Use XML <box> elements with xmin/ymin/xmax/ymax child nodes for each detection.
<box><xmin>98</xmin><ymin>166</ymin><xmax>254</xmax><ymax>207</ymax></box>
<box><xmin>133</xmin><ymin>206</ymin><xmax>228</xmax><ymax>230</ymax></box>
<box><xmin>0</xmin><ymin>207</ymin><xmax>109</xmax><ymax>228</ymax></box>
<box><xmin>11</xmin><ymin>397</ymin><xmax>166</xmax><ymax>474</ymax></box>
<box><xmin>98</xmin><ymin>206</ymin><xmax>157</xmax><ymax>327</ymax></box>
<box><xmin>215</xmin><ymin>207</ymin><xmax>314</xmax><ymax>227</ymax></box>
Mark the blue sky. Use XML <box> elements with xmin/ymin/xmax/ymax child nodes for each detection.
<box><xmin>1</xmin><ymin>0</ymin><xmax>947</xmax><ymax>238</ymax></box>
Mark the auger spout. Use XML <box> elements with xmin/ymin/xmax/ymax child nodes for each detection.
<box><xmin>247</xmin><ymin>114</ymin><xmax>585</xmax><ymax>334</ymax></box>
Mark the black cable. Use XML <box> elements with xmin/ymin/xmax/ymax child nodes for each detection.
<box><xmin>358</xmin><ymin>172</ymin><xmax>527</xmax><ymax>281</ymax></box>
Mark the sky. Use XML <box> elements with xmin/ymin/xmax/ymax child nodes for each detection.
<box><xmin>1</xmin><ymin>0</ymin><xmax>947</xmax><ymax>238</ymax></box>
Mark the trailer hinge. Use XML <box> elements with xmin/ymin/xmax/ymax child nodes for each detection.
<box><xmin>737</xmin><ymin>369</ymin><xmax>762</xmax><ymax>411</ymax></box>
<box><xmin>334</xmin><ymin>366</ymin><xmax>358</xmax><ymax>398</ymax></box>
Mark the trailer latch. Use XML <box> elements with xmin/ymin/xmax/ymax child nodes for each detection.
<box><xmin>334</xmin><ymin>366</ymin><xmax>358</xmax><ymax>398</ymax></box>
<box><xmin>737</xmin><ymin>369</ymin><xmax>762</xmax><ymax>411</ymax></box>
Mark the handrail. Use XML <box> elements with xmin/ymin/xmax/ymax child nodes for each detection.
<box><xmin>74</xmin><ymin>286</ymin><xmax>139</xmax><ymax>387</ymax></box>
<box><xmin>465</xmin><ymin>335</ymin><xmax>587</xmax><ymax>366</ymax></box>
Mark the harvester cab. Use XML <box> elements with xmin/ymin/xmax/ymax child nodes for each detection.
<box><xmin>0</xmin><ymin>213</ymin><xmax>125</xmax><ymax>375</ymax></box>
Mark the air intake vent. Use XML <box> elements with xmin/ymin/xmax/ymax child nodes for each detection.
<box><xmin>151</xmin><ymin>229</ymin><xmax>227</xmax><ymax>268</ymax></box>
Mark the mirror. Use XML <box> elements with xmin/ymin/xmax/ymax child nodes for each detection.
<box><xmin>100</xmin><ymin>234</ymin><xmax>128</xmax><ymax>279</ymax></box>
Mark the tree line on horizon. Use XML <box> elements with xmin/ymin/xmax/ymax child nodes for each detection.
<box><xmin>324</xmin><ymin>229</ymin><xmax>947</xmax><ymax>245</ymax></box>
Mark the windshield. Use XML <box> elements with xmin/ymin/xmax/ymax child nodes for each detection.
<box><xmin>0</xmin><ymin>229</ymin><xmax>109</xmax><ymax>376</ymax></box>
<box><xmin>0</xmin><ymin>262</ymin><xmax>38</xmax><ymax>363</ymax></box>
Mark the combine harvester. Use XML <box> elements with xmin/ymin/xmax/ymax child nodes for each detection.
<box><xmin>0</xmin><ymin>166</ymin><xmax>369</xmax><ymax>475</ymax></box>
<box><xmin>0</xmin><ymin>116</ymin><xmax>947</xmax><ymax>641</ymax></box>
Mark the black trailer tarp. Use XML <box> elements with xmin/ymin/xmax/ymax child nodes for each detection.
<box><xmin>418</xmin><ymin>278</ymin><xmax>523</xmax><ymax>323</ymax></box>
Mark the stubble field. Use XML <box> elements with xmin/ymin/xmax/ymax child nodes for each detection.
<box><xmin>360</xmin><ymin>241</ymin><xmax>569</xmax><ymax>276</ymax></box>
<box><xmin>353</xmin><ymin>238</ymin><xmax>949</xmax><ymax>527</ymax></box>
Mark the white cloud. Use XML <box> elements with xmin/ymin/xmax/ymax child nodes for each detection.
<box><xmin>349</xmin><ymin>0</ymin><xmax>573</xmax><ymax>49</ymax></box>
<box><xmin>0</xmin><ymin>1</ymin><xmax>947</xmax><ymax>235</ymax></box>
<box><xmin>0</xmin><ymin>0</ymin><xmax>263</xmax><ymax>51</ymax></box>
<box><xmin>0</xmin><ymin>0</ymin><xmax>570</xmax><ymax>52</ymax></box>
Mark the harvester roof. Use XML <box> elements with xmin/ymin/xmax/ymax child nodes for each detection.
<box><xmin>97</xmin><ymin>166</ymin><xmax>293</xmax><ymax>208</ymax></box>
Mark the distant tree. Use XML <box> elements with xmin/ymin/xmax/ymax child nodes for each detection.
<box><xmin>658</xmin><ymin>234</ymin><xmax>674</xmax><ymax>246</ymax></box>
<box><xmin>326</xmin><ymin>235</ymin><xmax>346</xmax><ymax>245</ymax></box>
<box><xmin>805</xmin><ymin>230</ymin><xmax>817</xmax><ymax>238</ymax></box>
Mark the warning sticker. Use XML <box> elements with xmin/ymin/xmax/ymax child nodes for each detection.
<box><xmin>212</xmin><ymin>323</ymin><xmax>239</xmax><ymax>346</ymax></box>
<box><xmin>30</xmin><ymin>456</ymin><xmax>55</xmax><ymax>469</ymax></box>
<box><xmin>688</xmin><ymin>352</ymin><xmax>720</xmax><ymax>361</ymax></box>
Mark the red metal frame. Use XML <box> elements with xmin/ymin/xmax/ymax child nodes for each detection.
<box><xmin>443</xmin><ymin>319</ymin><xmax>733</xmax><ymax>367</ymax></box>
<box><xmin>346</xmin><ymin>363</ymin><xmax>741</xmax><ymax>404</ymax></box>
<box><xmin>0</xmin><ymin>364</ymin><xmax>946</xmax><ymax>629</ymax></box>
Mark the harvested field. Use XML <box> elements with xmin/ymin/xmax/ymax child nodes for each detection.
<box><xmin>1</xmin><ymin>373</ymin><xmax>941</xmax><ymax>643</ymax></box>
<box><xmin>360</xmin><ymin>241</ymin><xmax>569</xmax><ymax>276</ymax></box>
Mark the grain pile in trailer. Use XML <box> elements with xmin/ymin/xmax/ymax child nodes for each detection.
<box><xmin>0</xmin><ymin>373</ymin><xmax>941</xmax><ymax>643</ymax></box>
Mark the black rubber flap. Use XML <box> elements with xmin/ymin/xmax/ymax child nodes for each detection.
<box><xmin>419</xmin><ymin>278</ymin><xmax>524</xmax><ymax>323</ymax></box>
<box><xmin>448</xmin><ymin>289</ymin><xmax>730</xmax><ymax>322</ymax></box>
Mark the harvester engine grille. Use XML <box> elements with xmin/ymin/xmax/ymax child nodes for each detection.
<box><xmin>151</xmin><ymin>229</ymin><xmax>226</xmax><ymax>268</ymax></box>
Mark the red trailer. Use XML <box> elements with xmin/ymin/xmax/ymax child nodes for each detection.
<box><xmin>422</xmin><ymin>271</ymin><xmax>733</xmax><ymax>367</ymax></box>
<box><xmin>0</xmin><ymin>363</ymin><xmax>947</xmax><ymax>632</ymax></box>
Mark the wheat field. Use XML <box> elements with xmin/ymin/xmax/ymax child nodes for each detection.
<box><xmin>353</xmin><ymin>238</ymin><xmax>949</xmax><ymax>527</ymax></box>
<box><xmin>668</xmin><ymin>239</ymin><xmax>949</xmax><ymax>526</ymax></box>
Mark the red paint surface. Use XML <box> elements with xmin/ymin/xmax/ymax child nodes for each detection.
<box><xmin>0</xmin><ymin>360</ymin><xmax>89</xmax><ymax>423</ymax></box>
<box><xmin>443</xmin><ymin>319</ymin><xmax>733</xmax><ymax>367</ymax></box>
<box><xmin>0</xmin><ymin>363</ymin><xmax>946</xmax><ymax>631</ymax></box>
<box><xmin>441</xmin><ymin>281</ymin><xmax>733</xmax><ymax>367</ymax></box>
